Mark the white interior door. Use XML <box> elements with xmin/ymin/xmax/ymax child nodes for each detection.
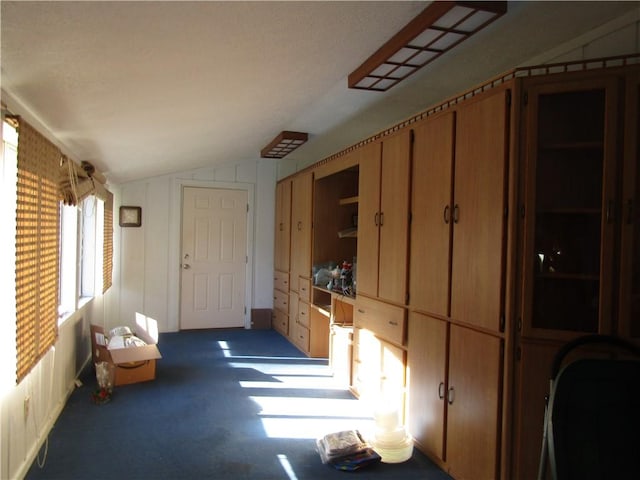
<box><xmin>180</xmin><ymin>187</ymin><xmax>247</xmax><ymax>329</ymax></box>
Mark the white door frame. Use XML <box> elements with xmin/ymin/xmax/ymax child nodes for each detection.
<box><xmin>168</xmin><ymin>178</ymin><xmax>254</xmax><ymax>331</ymax></box>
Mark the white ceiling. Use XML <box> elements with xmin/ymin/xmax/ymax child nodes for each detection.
<box><xmin>1</xmin><ymin>1</ymin><xmax>638</xmax><ymax>184</ymax></box>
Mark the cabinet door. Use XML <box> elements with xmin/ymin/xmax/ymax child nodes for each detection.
<box><xmin>522</xmin><ymin>78</ymin><xmax>619</xmax><ymax>338</ymax></box>
<box><xmin>275</xmin><ymin>179</ymin><xmax>291</xmax><ymax>271</ymax></box>
<box><xmin>290</xmin><ymin>172</ymin><xmax>313</xmax><ymax>284</ymax></box>
<box><xmin>407</xmin><ymin>312</ymin><xmax>448</xmax><ymax>461</ymax></box>
<box><xmin>620</xmin><ymin>73</ymin><xmax>640</xmax><ymax>339</ymax></box>
<box><xmin>410</xmin><ymin>112</ymin><xmax>455</xmax><ymax>317</ymax></box>
<box><xmin>447</xmin><ymin>325</ymin><xmax>503</xmax><ymax>480</ymax></box>
<box><xmin>451</xmin><ymin>89</ymin><xmax>509</xmax><ymax>332</ymax></box>
<box><xmin>378</xmin><ymin>130</ymin><xmax>411</xmax><ymax>304</ymax></box>
<box><xmin>356</xmin><ymin>141</ymin><xmax>382</xmax><ymax>298</ymax></box>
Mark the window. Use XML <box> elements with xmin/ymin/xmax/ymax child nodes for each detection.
<box><xmin>58</xmin><ymin>203</ymin><xmax>78</xmax><ymax>317</ymax></box>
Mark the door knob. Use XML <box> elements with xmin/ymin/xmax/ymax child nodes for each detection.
<box><xmin>182</xmin><ymin>264</ymin><xmax>191</xmax><ymax>270</ymax></box>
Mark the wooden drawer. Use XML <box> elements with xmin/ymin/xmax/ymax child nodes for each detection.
<box><xmin>298</xmin><ymin>277</ymin><xmax>311</xmax><ymax>302</ymax></box>
<box><xmin>298</xmin><ymin>301</ymin><xmax>310</xmax><ymax>327</ymax></box>
<box><xmin>294</xmin><ymin>323</ymin><xmax>310</xmax><ymax>352</ymax></box>
<box><xmin>274</xmin><ymin>289</ymin><xmax>289</xmax><ymax>313</ymax></box>
<box><xmin>272</xmin><ymin>309</ymin><xmax>289</xmax><ymax>336</ymax></box>
<box><xmin>274</xmin><ymin>270</ymin><xmax>289</xmax><ymax>292</ymax></box>
<box><xmin>354</xmin><ymin>296</ymin><xmax>406</xmax><ymax>346</ymax></box>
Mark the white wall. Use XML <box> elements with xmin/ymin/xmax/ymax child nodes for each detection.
<box><xmin>1</xmin><ymin>10</ymin><xmax>639</xmax><ymax>480</ymax></box>
<box><xmin>110</xmin><ymin>159</ymin><xmax>276</xmax><ymax>333</ymax></box>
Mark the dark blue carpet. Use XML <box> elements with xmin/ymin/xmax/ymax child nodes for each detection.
<box><xmin>26</xmin><ymin>328</ymin><xmax>452</xmax><ymax>479</ymax></box>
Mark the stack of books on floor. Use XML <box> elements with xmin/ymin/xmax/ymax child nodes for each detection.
<box><xmin>316</xmin><ymin>430</ymin><xmax>381</xmax><ymax>471</ymax></box>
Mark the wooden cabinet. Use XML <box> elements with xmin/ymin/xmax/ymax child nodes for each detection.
<box><xmin>290</xmin><ymin>171</ymin><xmax>313</xmax><ymax>286</ymax></box>
<box><xmin>407</xmin><ymin>313</ymin><xmax>503</xmax><ymax>480</ymax></box>
<box><xmin>619</xmin><ymin>72</ymin><xmax>640</xmax><ymax>339</ymax></box>
<box><xmin>450</xmin><ymin>89</ymin><xmax>509</xmax><ymax>333</ymax></box>
<box><xmin>410</xmin><ymin>87</ymin><xmax>509</xmax><ymax>332</ymax></box>
<box><xmin>272</xmin><ymin>270</ymin><xmax>289</xmax><ymax>336</ymax></box>
<box><xmin>274</xmin><ymin>179</ymin><xmax>291</xmax><ymax>272</ymax></box>
<box><xmin>406</xmin><ymin>313</ymin><xmax>447</xmax><ymax>461</ymax></box>
<box><xmin>357</xmin><ymin>131</ymin><xmax>411</xmax><ymax>304</ymax></box>
<box><xmin>289</xmin><ymin>279</ymin><xmax>329</xmax><ymax>357</ymax></box>
<box><xmin>352</xmin><ymin>296</ymin><xmax>406</xmax><ymax>415</ymax></box>
<box><xmin>410</xmin><ymin>111</ymin><xmax>455</xmax><ymax>317</ymax></box>
<box><xmin>312</xmin><ymin>156</ymin><xmax>359</xmax><ymax>289</ymax></box>
<box><xmin>521</xmin><ymin>76</ymin><xmax>620</xmax><ymax>339</ymax></box>
<box><xmin>514</xmin><ymin>67</ymin><xmax>640</xmax><ymax>479</ymax></box>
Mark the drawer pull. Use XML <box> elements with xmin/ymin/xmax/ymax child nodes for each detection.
<box><xmin>438</xmin><ymin>382</ymin><xmax>445</xmax><ymax>400</ymax></box>
<box><xmin>388</xmin><ymin>320</ymin><xmax>398</xmax><ymax>326</ymax></box>
<box><xmin>357</xmin><ymin>309</ymin><xmax>366</xmax><ymax>314</ymax></box>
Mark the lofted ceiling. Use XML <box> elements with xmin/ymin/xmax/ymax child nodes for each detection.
<box><xmin>1</xmin><ymin>1</ymin><xmax>638</xmax><ymax>184</ymax></box>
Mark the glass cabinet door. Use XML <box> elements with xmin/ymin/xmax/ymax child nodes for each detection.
<box><xmin>522</xmin><ymin>78</ymin><xmax>619</xmax><ymax>338</ymax></box>
<box><xmin>621</xmin><ymin>73</ymin><xmax>640</xmax><ymax>339</ymax></box>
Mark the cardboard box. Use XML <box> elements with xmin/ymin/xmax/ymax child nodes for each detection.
<box><xmin>90</xmin><ymin>317</ymin><xmax>162</xmax><ymax>386</ymax></box>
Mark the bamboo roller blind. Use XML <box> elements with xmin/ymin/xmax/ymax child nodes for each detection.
<box><xmin>103</xmin><ymin>191</ymin><xmax>113</xmax><ymax>294</ymax></box>
<box><xmin>15</xmin><ymin>120</ymin><xmax>60</xmax><ymax>383</ymax></box>
<box><xmin>13</xmin><ymin>118</ymin><xmax>114</xmax><ymax>383</ymax></box>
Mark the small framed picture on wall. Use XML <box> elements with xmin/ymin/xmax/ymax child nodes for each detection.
<box><xmin>119</xmin><ymin>206</ymin><xmax>142</xmax><ymax>227</ymax></box>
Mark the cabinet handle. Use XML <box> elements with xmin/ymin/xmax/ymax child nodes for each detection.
<box><xmin>447</xmin><ymin>386</ymin><xmax>455</xmax><ymax>405</ymax></box>
<box><xmin>388</xmin><ymin>320</ymin><xmax>398</xmax><ymax>326</ymax></box>
<box><xmin>438</xmin><ymin>382</ymin><xmax>445</xmax><ymax>400</ymax></box>
<box><xmin>297</xmin><ymin>221</ymin><xmax>303</xmax><ymax>231</ymax></box>
<box><xmin>379</xmin><ymin>211</ymin><xmax>384</xmax><ymax>226</ymax></box>
<box><xmin>357</xmin><ymin>309</ymin><xmax>366</xmax><ymax>314</ymax></box>
<box><xmin>606</xmin><ymin>200</ymin><xmax>615</xmax><ymax>224</ymax></box>
<box><xmin>443</xmin><ymin>205</ymin><xmax>450</xmax><ymax>224</ymax></box>
<box><xmin>453</xmin><ymin>204</ymin><xmax>460</xmax><ymax>224</ymax></box>
<box><xmin>374</xmin><ymin>212</ymin><xmax>380</xmax><ymax>226</ymax></box>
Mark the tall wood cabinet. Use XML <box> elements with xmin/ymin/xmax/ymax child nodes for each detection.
<box><xmin>273</xmin><ymin>179</ymin><xmax>291</xmax><ymax>336</ymax></box>
<box><xmin>273</xmin><ymin>57</ymin><xmax>640</xmax><ymax>480</ymax></box>
<box><xmin>357</xmin><ymin>131</ymin><xmax>411</xmax><ymax>305</ymax></box>
<box><xmin>274</xmin><ymin>179</ymin><xmax>291</xmax><ymax>272</ymax></box>
<box><xmin>513</xmin><ymin>67</ymin><xmax>640</xmax><ymax>479</ymax></box>
<box><xmin>621</xmin><ymin>72</ymin><xmax>640</xmax><ymax>339</ymax></box>
<box><xmin>290</xmin><ymin>171</ymin><xmax>313</xmax><ymax>286</ymax></box>
<box><xmin>407</xmin><ymin>86</ymin><xmax>511</xmax><ymax>480</ymax></box>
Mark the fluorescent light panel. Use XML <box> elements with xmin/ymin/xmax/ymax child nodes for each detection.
<box><xmin>261</xmin><ymin>131</ymin><xmax>308</xmax><ymax>159</ymax></box>
<box><xmin>348</xmin><ymin>1</ymin><xmax>507</xmax><ymax>92</ymax></box>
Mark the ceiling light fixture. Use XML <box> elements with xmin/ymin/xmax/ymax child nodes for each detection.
<box><xmin>261</xmin><ymin>131</ymin><xmax>309</xmax><ymax>159</ymax></box>
<box><xmin>348</xmin><ymin>1</ymin><xmax>507</xmax><ymax>92</ymax></box>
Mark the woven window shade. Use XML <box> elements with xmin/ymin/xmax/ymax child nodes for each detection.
<box><xmin>103</xmin><ymin>191</ymin><xmax>113</xmax><ymax>293</ymax></box>
<box><xmin>15</xmin><ymin>119</ymin><xmax>61</xmax><ymax>383</ymax></box>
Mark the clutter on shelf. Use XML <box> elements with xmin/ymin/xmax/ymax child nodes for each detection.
<box><xmin>313</xmin><ymin>259</ymin><xmax>357</xmax><ymax>297</ymax></box>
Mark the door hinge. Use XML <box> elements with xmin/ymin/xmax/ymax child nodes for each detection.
<box><xmin>506</xmin><ymin>89</ymin><xmax>512</xmax><ymax>107</ymax></box>
<box><xmin>246</xmin><ymin>255</ymin><xmax>248</xmax><ymax>264</ymax></box>
<box><xmin>517</xmin><ymin>317</ymin><xmax>522</xmax><ymax>332</ymax></box>
<box><xmin>410</xmin><ymin>129</ymin><xmax>415</xmax><ymax>145</ymax></box>
<box><xmin>499</xmin><ymin>314</ymin><xmax>505</xmax><ymax>332</ymax></box>
<box><xmin>244</xmin><ymin>306</ymin><xmax>247</xmax><ymax>315</ymax></box>
<box><xmin>520</xmin><ymin>204</ymin><xmax>525</xmax><ymax>219</ymax></box>
<box><xmin>405</xmin><ymin>292</ymin><xmax>410</xmax><ymax>305</ymax></box>
<box><xmin>247</xmin><ymin>203</ymin><xmax>249</xmax><ymax>212</ymax></box>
